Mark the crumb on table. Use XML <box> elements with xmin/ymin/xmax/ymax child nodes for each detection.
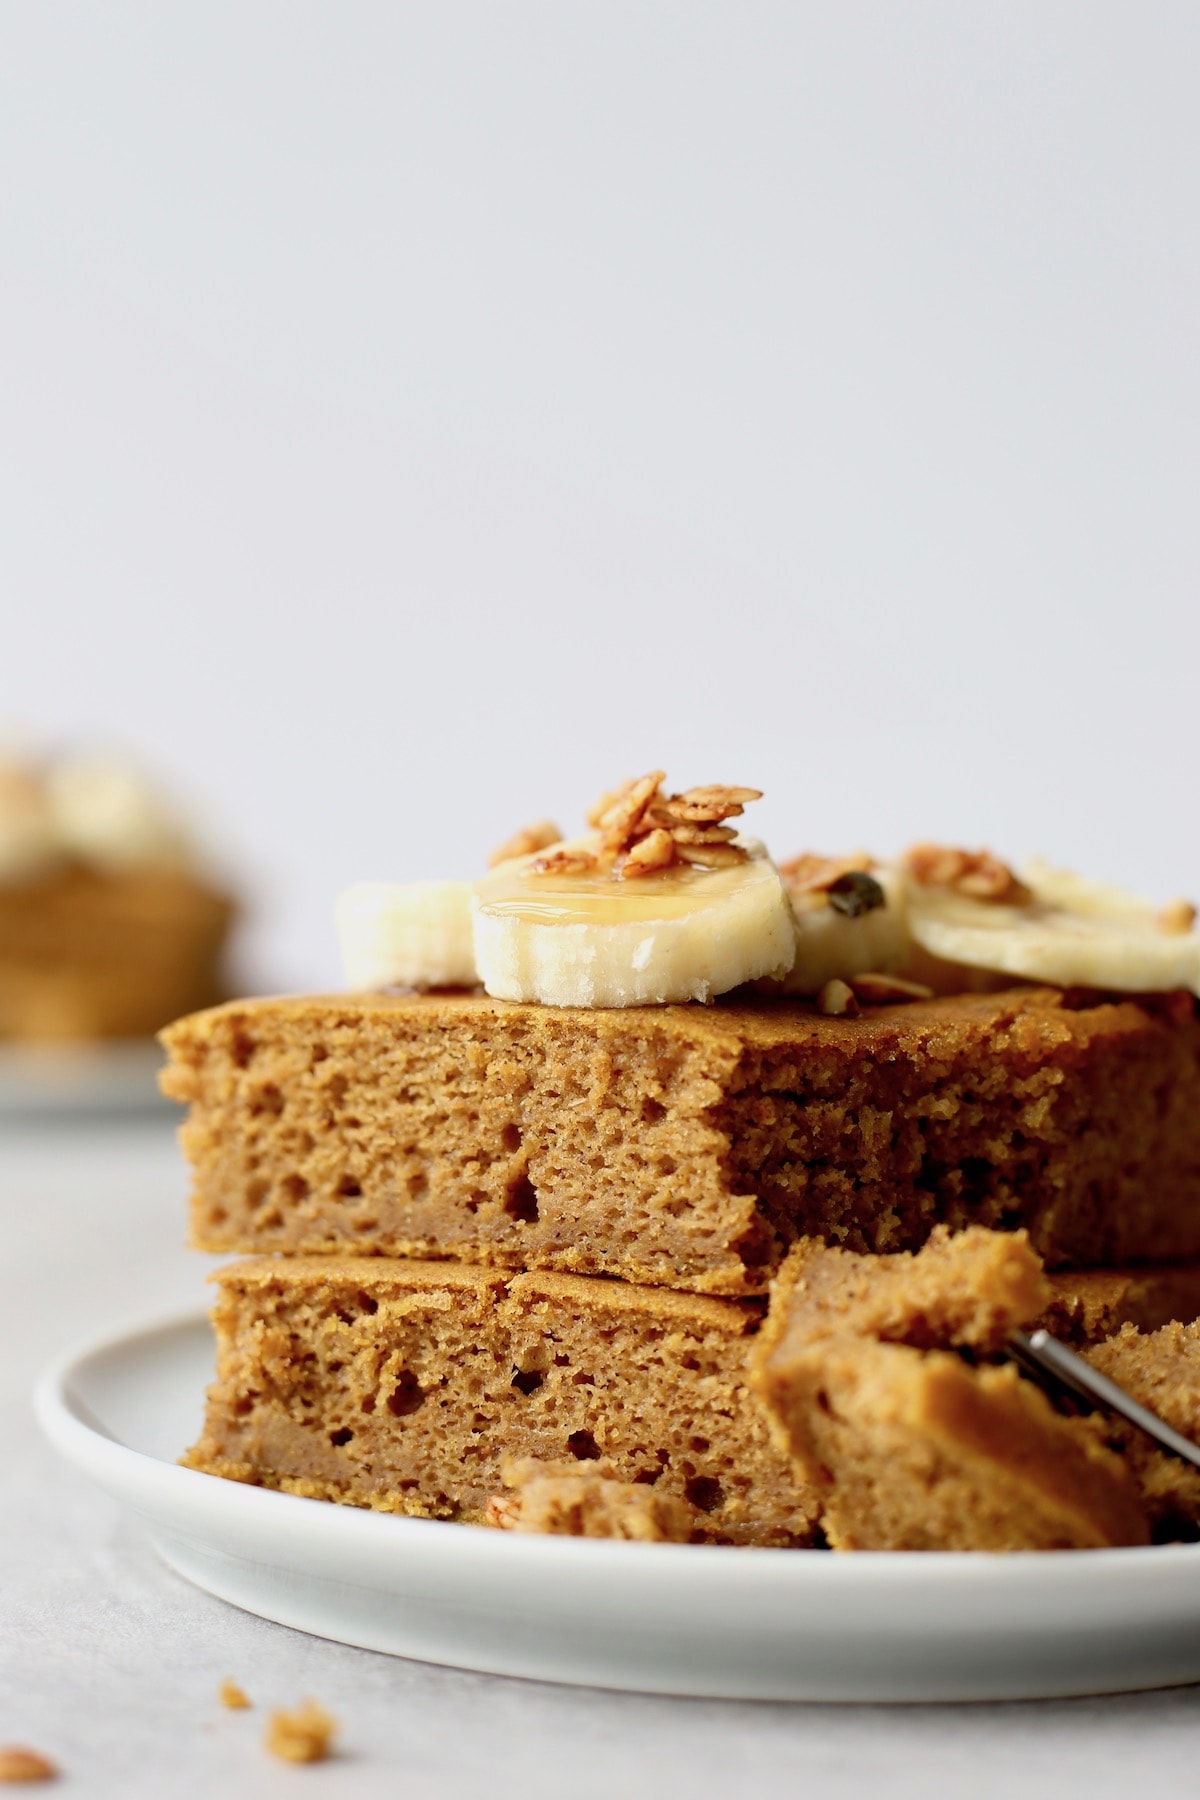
<box><xmin>218</xmin><ymin>1678</ymin><xmax>251</xmax><ymax>1710</ymax></box>
<box><xmin>0</xmin><ymin>1746</ymin><xmax>58</xmax><ymax>1783</ymax></box>
<box><xmin>264</xmin><ymin>1699</ymin><xmax>338</xmax><ymax>1764</ymax></box>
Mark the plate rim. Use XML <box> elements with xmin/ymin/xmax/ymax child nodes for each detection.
<box><xmin>34</xmin><ymin>1299</ymin><xmax>1200</xmax><ymax>1591</ymax></box>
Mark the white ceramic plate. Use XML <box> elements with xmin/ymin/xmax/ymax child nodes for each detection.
<box><xmin>35</xmin><ymin>1305</ymin><xmax>1200</xmax><ymax>1703</ymax></box>
<box><xmin>0</xmin><ymin>1039</ymin><xmax>170</xmax><ymax>1119</ymax></box>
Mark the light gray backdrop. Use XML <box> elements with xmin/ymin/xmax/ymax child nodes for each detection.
<box><xmin>1</xmin><ymin>3</ymin><xmax>1196</xmax><ymax>988</ymax></box>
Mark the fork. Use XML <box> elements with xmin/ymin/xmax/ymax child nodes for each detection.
<box><xmin>1009</xmin><ymin>1328</ymin><xmax>1200</xmax><ymax>1470</ymax></box>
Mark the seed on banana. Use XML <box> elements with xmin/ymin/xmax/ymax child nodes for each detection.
<box><xmin>773</xmin><ymin>861</ymin><xmax>912</xmax><ymax>995</ymax></box>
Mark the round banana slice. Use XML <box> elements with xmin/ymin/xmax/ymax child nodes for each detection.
<box><xmin>775</xmin><ymin>863</ymin><xmax>912</xmax><ymax>995</ymax></box>
<box><xmin>471</xmin><ymin>834</ymin><xmax>795</xmax><ymax>1008</ymax></box>
<box><xmin>336</xmin><ymin>881</ymin><xmax>477</xmax><ymax>991</ymax></box>
<box><xmin>907</xmin><ymin>858</ymin><xmax>1200</xmax><ymax>995</ymax></box>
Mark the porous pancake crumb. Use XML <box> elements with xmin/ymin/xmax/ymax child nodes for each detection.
<box><xmin>1087</xmin><ymin>1321</ymin><xmax>1200</xmax><ymax>1540</ymax></box>
<box><xmin>182</xmin><ymin>1256</ymin><xmax>817</xmax><ymax>1547</ymax></box>
<box><xmin>1041</xmin><ymin>1265</ymin><xmax>1200</xmax><ymax>1346</ymax></box>
<box><xmin>161</xmin><ymin>985</ymin><xmax>1200</xmax><ymax>1294</ymax></box>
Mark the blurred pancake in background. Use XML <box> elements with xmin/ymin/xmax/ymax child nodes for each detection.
<box><xmin>0</xmin><ymin>745</ymin><xmax>236</xmax><ymax>1044</ymax></box>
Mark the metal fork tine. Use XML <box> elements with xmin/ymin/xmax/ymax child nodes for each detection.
<box><xmin>1009</xmin><ymin>1328</ymin><xmax>1200</xmax><ymax>1472</ymax></box>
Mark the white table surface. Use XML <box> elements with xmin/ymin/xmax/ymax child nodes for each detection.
<box><xmin>4</xmin><ymin>1113</ymin><xmax>1200</xmax><ymax>1798</ymax></box>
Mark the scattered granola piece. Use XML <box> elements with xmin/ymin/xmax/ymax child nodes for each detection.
<box><xmin>904</xmin><ymin>842</ymin><xmax>1030</xmax><ymax>904</ymax></box>
<box><xmin>264</xmin><ymin>1699</ymin><xmax>338</xmax><ymax>1765</ymax></box>
<box><xmin>219</xmin><ymin>1679</ymin><xmax>251</xmax><ymax>1710</ymax></box>
<box><xmin>0</xmin><ymin>1747</ymin><xmax>57</xmax><ymax>1783</ymax></box>
<box><xmin>488</xmin><ymin>820</ymin><xmax>563</xmax><ymax>868</ymax></box>
<box><xmin>1159</xmin><ymin>897</ymin><xmax>1198</xmax><ymax>935</ymax></box>
<box><xmin>818</xmin><ymin>977</ymin><xmax>859</xmax><ymax>1017</ymax></box>
<box><xmin>848</xmin><ymin>972</ymin><xmax>936</xmax><ymax>1005</ymax></box>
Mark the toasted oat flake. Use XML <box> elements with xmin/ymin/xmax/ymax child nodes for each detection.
<box><xmin>586</xmin><ymin>773</ymin><xmax>652</xmax><ymax>831</ymax></box>
<box><xmin>488</xmin><ymin>820</ymin><xmax>563</xmax><ymax>868</ymax></box>
<box><xmin>530</xmin><ymin>846</ymin><xmax>600</xmax><ymax>877</ymax></box>
<box><xmin>264</xmin><ymin>1699</ymin><xmax>338</xmax><ymax>1765</ymax></box>
<box><xmin>660</xmin><ymin>784</ymin><xmax>762</xmax><ymax>823</ymax></box>
<box><xmin>0</xmin><ymin>1747</ymin><xmax>57</xmax><ymax>1783</ymax></box>
<box><xmin>590</xmin><ymin>771</ymin><xmax>666</xmax><ymax>850</ymax></box>
<box><xmin>673</xmin><ymin>841</ymin><xmax>747</xmax><ymax>868</ymax></box>
<box><xmin>666</xmin><ymin>821</ymin><xmax>739</xmax><ymax>846</ymax></box>
<box><xmin>621</xmin><ymin>828</ymin><xmax>676</xmax><ymax>875</ymax></box>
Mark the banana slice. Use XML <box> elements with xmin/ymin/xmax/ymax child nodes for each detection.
<box><xmin>336</xmin><ymin>881</ymin><xmax>477</xmax><ymax>991</ymax></box>
<box><xmin>471</xmin><ymin>834</ymin><xmax>795</xmax><ymax>1007</ymax></box>
<box><xmin>775</xmin><ymin>862</ymin><xmax>912</xmax><ymax>995</ymax></box>
<box><xmin>907</xmin><ymin>857</ymin><xmax>1200</xmax><ymax>995</ymax></box>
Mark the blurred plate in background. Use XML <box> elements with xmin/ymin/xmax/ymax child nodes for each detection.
<box><xmin>0</xmin><ymin>1039</ymin><xmax>169</xmax><ymax>1120</ymax></box>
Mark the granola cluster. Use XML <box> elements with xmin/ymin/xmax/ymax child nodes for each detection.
<box><xmin>530</xmin><ymin>772</ymin><xmax>763</xmax><ymax>880</ymax></box>
<box><xmin>904</xmin><ymin>842</ymin><xmax>1030</xmax><ymax>905</ymax></box>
